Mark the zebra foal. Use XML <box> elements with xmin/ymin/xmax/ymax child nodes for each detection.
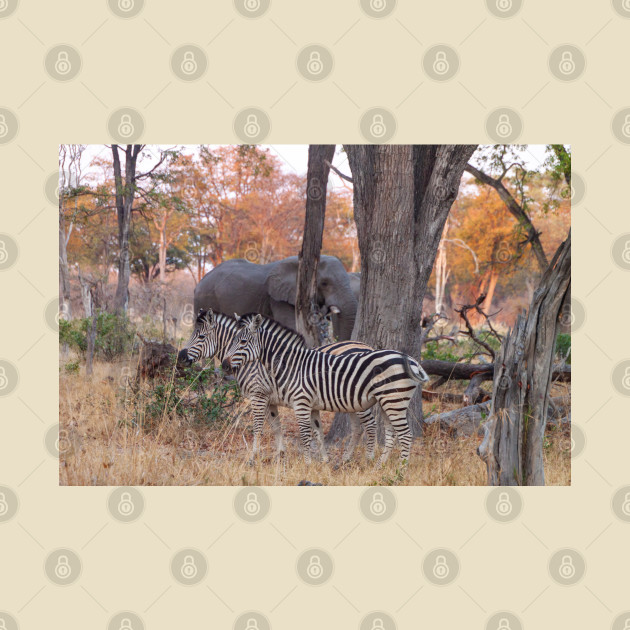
<box><xmin>222</xmin><ymin>313</ymin><xmax>429</xmax><ymax>464</ymax></box>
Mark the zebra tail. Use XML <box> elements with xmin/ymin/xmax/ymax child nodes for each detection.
<box><xmin>402</xmin><ymin>353</ymin><xmax>427</xmax><ymax>383</ymax></box>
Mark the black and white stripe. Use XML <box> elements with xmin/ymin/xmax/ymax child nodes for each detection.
<box><xmin>178</xmin><ymin>310</ymin><xmax>377</xmax><ymax>462</ymax></box>
<box><xmin>223</xmin><ymin>313</ymin><xmax>429</xmax><ymax>464</ymax></box>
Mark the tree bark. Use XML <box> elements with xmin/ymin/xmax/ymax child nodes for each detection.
<box><xmin>112</xmin><ymin>144</ymin><xmax>142</xmax><ymax>313</ymax></box>
<box><xmin>327</xmin><ymin>145</ymin><xmax>477</xmax><ymax>442</ymax></box>
<box><xmin>477</xmin><ymin>231</ymin><xmax>571</xmax><ymax>486</ymax></box>
<box><xmin>295</xmin><ymin>145</ymin><xmax>336</xmax><ymax>347</ymax></box>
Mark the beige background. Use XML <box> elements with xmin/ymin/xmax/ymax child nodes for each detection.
<box><xmin>0</xmin><ymin>0</ymin><xmax>628</xmax><ymax>628</ymax></box>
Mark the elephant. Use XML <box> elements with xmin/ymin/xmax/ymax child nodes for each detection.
<box><xmin>193</xmin><ymin>255</ymin><xmax>358</xmax><ymax>341</ymax></box>
<box><xmin>348</xmin><ymin>271</ymin><xmax>361</xmax><ymax>302</ymax></box>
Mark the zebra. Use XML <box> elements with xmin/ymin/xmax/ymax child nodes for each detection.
<box><xmin>222</xmin><ymin>313</ymin><xmax>430</xmax><ymax>465</ymax></box>
<box><xmin>177</xmin><ymin>309</ymin><xmax>378</xmax><ymax>463</ymax></box>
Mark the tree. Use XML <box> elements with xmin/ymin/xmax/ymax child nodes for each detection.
<box><xmin>477</xmin><ymin>231</ymin><xmax>571</xmax><ymax>485</ymax></box>
<box><xmin>295</xmin><ymin>145</ymin><xmax>336</xmax><ymax>347</ymax></box>
<box><xmin>328</xmin><ymin>145</ymin><xmax>477</xmax><ymax>439</ymax></box>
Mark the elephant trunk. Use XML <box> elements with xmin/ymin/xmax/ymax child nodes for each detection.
<box><xmin>333</xmin><ymin>295</ymin><xmax>358</xmax><ymax>341</ymax></box>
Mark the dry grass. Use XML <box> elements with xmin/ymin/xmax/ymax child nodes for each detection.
<box><xmin>59</xmin><ymin>358</ymin><xmax>571</xmax><ymax>486</ymax></box>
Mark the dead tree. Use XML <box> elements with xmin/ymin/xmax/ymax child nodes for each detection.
<box><xmin>295</xmin><ymin>145</ymin><xmax>336</xmax><ymax>347</ymax></box>
<box><xmin>477</xmin><ymin>231</ymin><xmax>571</xmax><ymax>486</ymax></box>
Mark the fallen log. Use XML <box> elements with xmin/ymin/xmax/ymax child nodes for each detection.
<box><xmin>423</xmin><ymin>396</ymin><xmax>570</xmax><ymax>438</ymax></box>
<box><xmin>420</xmin><ymin>359</ymin><xmax>570</xmax><ymax>383</ymax></box>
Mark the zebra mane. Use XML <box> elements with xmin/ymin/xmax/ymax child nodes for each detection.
<box><xmin>238</xmin><ymin>312</ymin><xmax>307</xmax><ymax>347</ymax></box>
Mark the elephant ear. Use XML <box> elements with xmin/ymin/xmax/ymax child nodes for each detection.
<box><xmin>267</xmin><ymin>259</ymin><xmax>298</xmax><ymax>305</ymax></box>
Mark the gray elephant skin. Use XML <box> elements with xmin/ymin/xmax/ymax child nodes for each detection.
<box><xmin>193</xmin><ymin>255</ymin><xmax>358</xmax><ymax>341</ymax></box>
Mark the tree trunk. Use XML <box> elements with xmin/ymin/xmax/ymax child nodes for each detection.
<box><xmin>477</xmin><ymin>231</ymin><xmax>571</xmax><ymax>485</ymax></box>
<box><xmin>112</xmin><ymin>144</ymin><xmax>141</xmax><ymax>313</ymax></box>
<box><xmin>59</xmin><ymin>211</ymin><xmax>72</xmax><ymax>319</ymax></box>
<box><xmin>327</xmin><ymin>145</ymin><xmax>477</xmax><ymax>442</ymax></box>
<box><xmin>295</xmin><ymin>144</ymin><xmax>336</xmax><ymax>347</ymax></box>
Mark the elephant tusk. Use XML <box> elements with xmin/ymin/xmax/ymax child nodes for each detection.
<box><xmin>329</xmin><ymin>305</ymin><xmax>340</xmax><ymax>314</ymax></box>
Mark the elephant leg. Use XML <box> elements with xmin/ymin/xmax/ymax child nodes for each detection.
<box><xmin>268</xmin><ymin>405</ymin><xmax>285</xmax><ymax>458</ymax></box>
<box><xmin>310</xmin><ymin>411</ymin><xmax>328</xmax><ymax>463</ymax></box>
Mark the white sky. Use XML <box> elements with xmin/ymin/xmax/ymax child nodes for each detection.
<box><xmin>79</xmin><ymin>144</ymin><xmax>550</xmax><ymax>192</ymax></box>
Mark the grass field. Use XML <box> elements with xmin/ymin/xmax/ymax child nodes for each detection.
<box><xmin>59</xmin><ymin>355</ymin><xmax>571</xmax><ymax>486</ymax></box>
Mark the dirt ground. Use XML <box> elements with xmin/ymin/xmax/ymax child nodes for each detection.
<box><xmin>59</xmin><ymin>359</ymin><xmax>571</xmax><ymax>487</ymax></box>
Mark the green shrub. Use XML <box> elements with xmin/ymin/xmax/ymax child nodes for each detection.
<box><xmin>64</xmin><ymin>361</ymin><xmax>80</xmax><ymax>374</ymax></box>
<box><xmin>59</xmin><ymin>313</ymin><xmax>137</xmax><ymax>360</ymax></box>
<box><xmin>134</xmin><ymin>367</ymin><xmax>241</xmax><ymax>429</ymax></box>
<box><xmin>555</xmin><ymin>333</ymin><xmax>571</xmax><ymax>364</ymax></box>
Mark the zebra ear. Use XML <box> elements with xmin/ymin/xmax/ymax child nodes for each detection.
<box><xmin>234</xmin><ymin>312</ymin><xmax>241</xmax><ymax>322</ymax></box>
<box><xmin>206</xmin><ymin>309</ymin><xmax>215</xmax><ymax>326</ymax></box>
<box><xmin>251</xmin><ymin>314</ymin><xmax>263</xmax><ymax>330</ymax></box>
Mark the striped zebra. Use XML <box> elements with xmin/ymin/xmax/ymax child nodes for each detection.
<box><xmin>222</xmin><ymin>313</ymin><xmax>429</xmax><ymax>464</ymax></box>
<box><xmin>177</xmin><ymin>310</ymin><xmax>377</xmax><ymax>463</ymax></box>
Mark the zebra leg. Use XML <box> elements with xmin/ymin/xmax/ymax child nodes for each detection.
<box><xmin>342</xmin><ymin>413</ymin><xmax>363</xmax><ymax>463</ymax></box>
<box><xmin>294</xmin><ymin>407</ymin><xmax>315</xmax><ymax>464</ymax></box>
<box><xmin>357</xmin><ymin>409</ymin><xmax>377</xmax><ymax>460</ymax></box>
<box><xmin>378</xmin><ymin>402</ymin><xmax>413</xmax><ymax>465</ymax></box>
<box><xmin>309</xmin><ymin>411</ymin><xmax>328</xmax><ymax>463</ymax></box>
<box><xmin>248</xmin><ymin>395</ymin><xmax>269</xmax><ymax>464</ymax></box>
<box><xmin>268</xmin><ymin>405</ymin><xmax>285</xmax><ymax>458</ymax></box>
<box><xmin>380</xmin><ymin>411</ymin><xmax>396</xmax><ymax>463</ymax></box>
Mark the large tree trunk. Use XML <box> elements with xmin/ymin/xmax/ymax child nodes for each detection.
<box><xmin>295</xmin><ymin>145</ymin><xmax>336</xmax><ymax>347</ymax></box>
<box><xmin>112</xmin><ymin>144</ymin><xmax>141</xmax><ymax>313</ymax></box>
<box><xmin>477</xmin><ymin>231</ymin><xmax>571</xmax><ymax>485</ymax></box>
<box><xmin>327</xmin><ymin>145</ymin><xmax>477</xmax><ymax>442</ymax></box>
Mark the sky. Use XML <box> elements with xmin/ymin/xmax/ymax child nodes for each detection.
<box><xmin>78</xmin><ymin>144</ymin><xmax>551</xmax><ymax>192</ymax></box>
